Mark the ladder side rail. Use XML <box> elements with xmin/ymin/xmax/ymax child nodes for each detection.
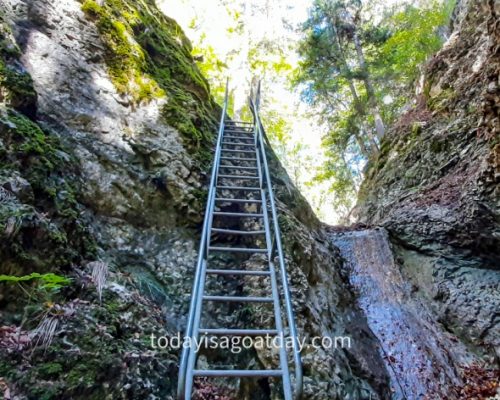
<box><xmin>177</xmin><ymin>79</ymin><xmax>229</xmax><ymax>400</ymax></box>
<box><xmin>250</xmin><ymin>86</ymin><xmax>303</xmax><ymax>400</ymax></box>
<box><xmin>255</xmin><ymin>135</ymin><xmax>293</xmax><ymax>399</ymax></box>
<box><xmin>184</xmin><ymin>259</ymin><xmax>209</xmax><ymax>399</ymax></box>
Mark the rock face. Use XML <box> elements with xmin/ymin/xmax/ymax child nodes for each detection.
<box><xmin>356</xmin><ymin>0</ymin><xmax>499</xmax><ymax>367</ymax></box>
<box><xmin>0</xmin><ymin>1</ymin><xmax>391</xmax><ymax>399</ymax></box>
<box><xmin>332</xmin><ymin>228</ymin><xmax>475</xmax><ymax>399</ymax></box>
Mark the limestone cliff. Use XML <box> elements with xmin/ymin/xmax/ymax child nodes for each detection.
<box><xmin>356</xmin><ymin>0</ymin><xmax>499</xmax><ymax>367</ymax></box>
<box><xmin>0</xmin><ymin>1</ymin><xmax>390</xmax><ymax>399</ymax></box>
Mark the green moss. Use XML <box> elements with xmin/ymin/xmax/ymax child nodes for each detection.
<box><xmin>163</xmin><ymin>96</ymin><xmax>200</xmax><ymax>140</ymax></box>
<box><xmin>81</xmin><ymin>0</ymin><xmax>103</xmax><ymax>15</ymax></box>
<box><xmin>428</xmin><ymin>88</ymin><xmax>456</xmax><ymax>112</ymax></box>
<box><xmin>278</xmin><ymin>212</ymin><xmax>296</xmax><ymax>234</ymax></box>
<box><xmin>6</xmin><ymin>111</ymin><xmax>58</xmax><ymax>168</ymax></box>
<box><xmin>37</xmin><ymin>362</ymin><xmax>63</xmax><ymax>379</ymax></box>
<box><xmin>0</xmin><ymin>359</ymin><xmax>13</xmax><ymax>377</ymax></box>
<box><xmin>27</xmin><ymin>385</ymin><xmax>62</xmax><ymax>400</ymax></box>
<box><xmin>79</xmin><ymin>0</ymin><xmax>219</xmax><ymax>157</ymax></box>
<box><xmin>190</xmin><ymin>187</ymin><xmax>208</xmax><ymax>204</ymax></box>
<box><xmin>430</xmin><ymin>138</ymin><xmax>446</xmax><ymax>153</ymax></box>
<box><xmin>370</xmin><ymin>136</ymin><xmax>393</xmax><ymax>173</ymax></box>
<box><xmin>0</xmin><ymin>16</ymin><xmax>37</xmax><ymax>113</ymax></box>
<box><xmin>411</xmin><ymin>122</ymin><xmax>422</xmax><ymax>136</ymax></box>
<box><xmin>66</xmin><ymin>362</ymin><xmax>99</xmax><ymax>388</ymax></box>
<box><xmin>0</xmin><ymin>59</ymin><xmax>36</xmax><ymax>105</ymax></box>
<box><xmin>0</xmin><ymin>109</ymin><xmax>97</xmax><ymax>275</ymax></box>
<box><xmin>80</xmin><ymin>0</ymin><xmax>164</xmax><ymax>103</ymax></box>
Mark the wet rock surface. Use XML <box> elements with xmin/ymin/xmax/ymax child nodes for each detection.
<box><xmin>331</xmin><ymin>228</ymin><xmax>475</xmax><ymax>400</ymax></box>
<box><xmin>356</xmin><ymin>0</ymin><xmax>500</xmax><ymax>368</ymax></box>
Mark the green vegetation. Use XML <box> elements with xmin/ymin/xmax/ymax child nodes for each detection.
<box><xmin>0</xmin><ymin>59</ymin><xmax>36</xmax><ymax>107</ymax></box>
<box><xmin>183</xmin><ymin>5</ymin><xmax>298</xmax><ymax>157</ymax></box>
<box><xmin>82</xmin><ymin>2</ymin><xmax>141</xmax><ymax>92</ymax></box>
<box><xmin>191</xmin><ymin>36</ymin><xmax>229</xmax><ymax>107</ymax></box>
<box><xmin>5</xmin><ymin>110</ymin><xmax>62</xmax><ymax>169</ymax></box>
<box><xmin>0</xmin><ymin>14</ymin><xmax>37</xmax><ymax>113</ymax></box>
<box><xmin>0</xmin><ymin>272</ymin><xmax>71</xmax><ymax>315</ymax></box>
<box><xmin>0</xmin><ymin>272</ymin><xmax>71</xmax><ymax>293</ymax></box>
<box><xmin>81</xmin><ymin>0</ymin><xmax>164</xmax><ymax>102</ymax></box>
<box><xmin>0</xmin><ymin>109</ymin><xmax>96</xmax><ymax>277</ymax></box>
<box><xmin>381</xmin><ymin>1</ymin><xmax>456</xmax><ymax>85</ymax></box>
<box><xmin>293</xmin><ymin>0</ymin><xmax>455</xmax><ymax>216</ymax></box>
<box><xmin>80</xmin><ymin>0</ymin><xmax>218</xmax><ymax>153</ymax></box>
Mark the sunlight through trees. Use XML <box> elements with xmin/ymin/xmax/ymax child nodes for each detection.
<box><xmin>160</xmin><ymin>0</ymin><xmax>455</xmax><ymax>223</ymax></box>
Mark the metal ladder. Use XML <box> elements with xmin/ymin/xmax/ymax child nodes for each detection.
<box><xmin>177</xmin><ymin>80</ymin><xmax>302</xmax><ymax>400</ymax></box>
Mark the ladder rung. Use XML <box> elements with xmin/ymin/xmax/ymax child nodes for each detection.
<box><xmin>193</xmin><ymin>369</ymin><xmax>282</xmax><ymax>377</ymax></box>
<box><xmin>219</xmin><ymin>165</ymin><xmax>258</xmax><ymax>170</ymax></box>
<box><xmin>211</xmin><ymin>228</ymin><xmax>265</xmax><ymax>235</ymax></box>
<box><xmin>226</xmin><ymin>121</ymin><xmax>253</xmax><ymax>124</ymax></box>
<box><xmin>222</xmin><ymin>142</ymin><xmax>255</xmax><ymax>146</ymax></box>
<box><xmin>213</xmin><ymin>211</ymin><xmax>263</xmax><ymax>217</ymax></box>
<box><xmin>216</xmin><ymin>185</ymin><xmax>260</xmax><ymax>190</ymax></box>
<box><xmin>200</xmin><ymin>328</ymin><xmax>278</xmax><ymax>336</ymax></box>
<box><xmin>206</xmin><ymin>269</ymin><xmax>270</xmax><ymax>276</ymax></box>
<box><xmin>214</xmin><ymin>198</ymin><xmax>261</xmax><ymax>203</ymax></box>
<box><xmin>224</xmin><ymin>136</ymin><xmax>254</xmax><ymax>140</ymax></box>
<box><xmin>224</xmin><ymin>130</ymin><xmax>253</xmax><ymax>134</ymax></box>
<box><xmin>220</xmin><ymin>157</ymin><xmax>257</xmax><ymax>161</ymax></box>
<box><xmin>209</xmin><ymin>246</ymin><xmax>267</xmax><ymax>253</ymax></box>
<box><xmin>203</xmin><ymin>295</ymin><xmax>274</xmax><ymax>303</ymax></box>
<box><xmin>221</xmin><ymin>149</ymin><xmax>256</xmax><ymax>154</ymax></box>
<box><xmin>218</xmin><ymin>174</ymin><xmax>259</xmax><ymax>180</ymax></box>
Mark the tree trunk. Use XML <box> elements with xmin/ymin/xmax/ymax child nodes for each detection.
<box><xmin>341</xmin><ymin>152</ymin><xmax>359</xmax><ymax>192</ymax></box>
<box><xmin>328</xmin><ymin>11</ymin><xmax>381</xmax><ymax>152</ymax></box>
<box><xmin>346</xmin><ymin>80</ymin><xmax>379</xmax><ymax>154</ymax></box>
<box><xmin>352</xmin><ymin>28</ymin><xmax>386</xmax><ymax>140</ymax></box>
<box><xmin>325</xmin><ymin>88</ymin><xmax>378</xmax><ymax>156</ymax></box>
<box><xmin>353</xmin><ymin>129</ymin><xmax>369</xmax><ymax>158</ymax></box>
<box><xmin>360</xmin><ymin>123</ymin><xmax>379</xmax><ymax>154</ymax></box>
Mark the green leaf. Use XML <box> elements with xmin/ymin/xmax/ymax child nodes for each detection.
<box><xmin>0</xmin><ymin>272</ymin><xmax>72</xmax><ymax>292</ymax></box>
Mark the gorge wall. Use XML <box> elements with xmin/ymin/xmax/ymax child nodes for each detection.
<box><xmin>355</xmin><ymin>0</ymin><xmax>499</xmax><ymax>389</ymax></box>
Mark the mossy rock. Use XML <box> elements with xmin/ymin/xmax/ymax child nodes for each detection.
<box><xmin>427</xmin><ymin>87</ymin><xmax>456</xmax><ymax>112</ymax></box>
<box><xmin>0</xmin><ymin>14</ymin><xmax>37</xmax><ymax>116</ymax></box>
<box><xmin>430</xmin><ymin>138</ymin><xmax>446</xmax><ymax>153</ymax></box>
<box><xmin>0</xmin><ymin>108</ymin><xmax>96</xmax><ymax>278</ymax></box>
<box><xmin>79</xmin><ymin>0</ymin><xmax>219</xmax><ymax>164</ymax></box>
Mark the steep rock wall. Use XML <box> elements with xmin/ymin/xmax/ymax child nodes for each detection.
<box><xmin>332</xmin><ymin>228</ymin><xmax>476</xmax><ymax>399</ymax></box>
<box><xmin>356</xmin><ymin>0</ymin><xmax>499</xmax><ymax>365</ymax></box>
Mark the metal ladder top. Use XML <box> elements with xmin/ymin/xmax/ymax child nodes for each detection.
<box><xmin>177</xmin><ymin>79</ymin><xmax>303</xmax><ymax>400</ymax></box>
